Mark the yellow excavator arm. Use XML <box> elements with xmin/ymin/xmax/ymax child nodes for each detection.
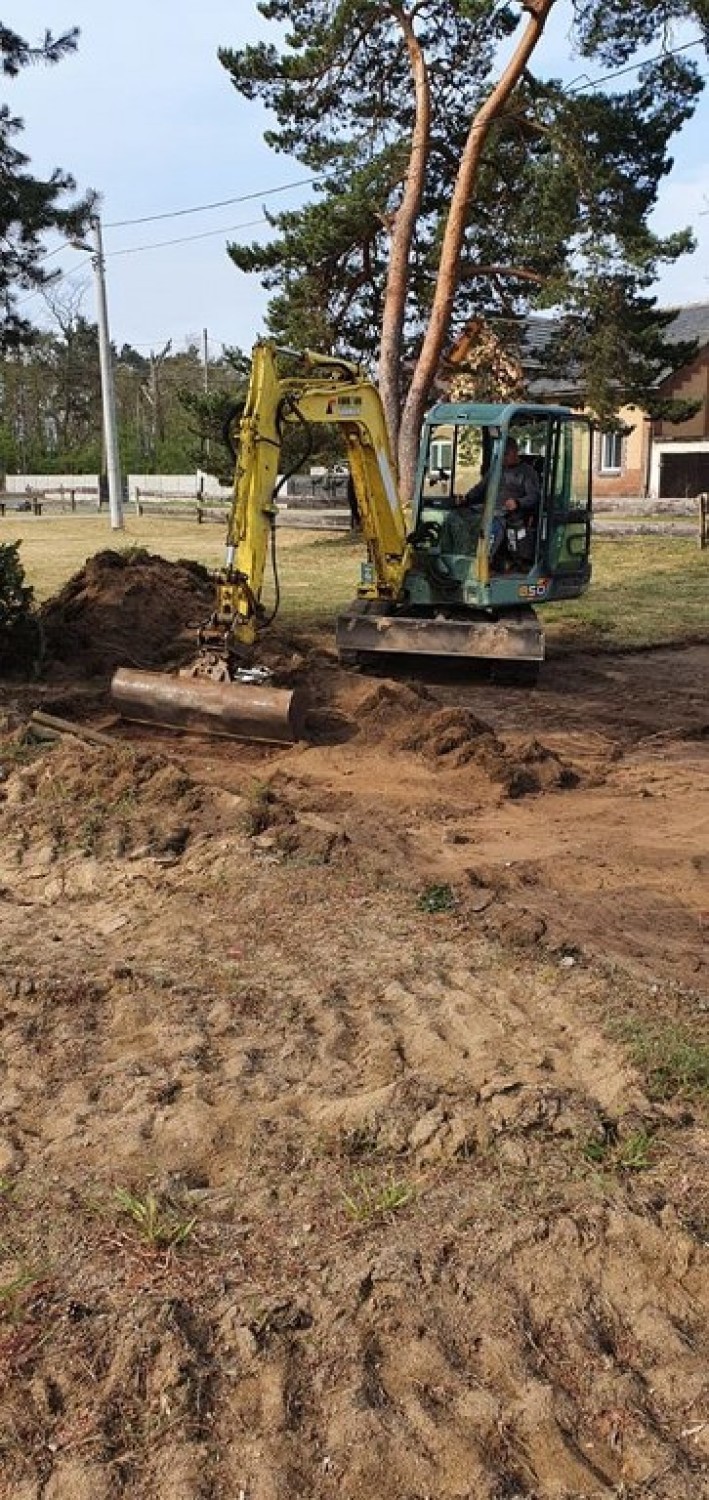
<box><xmin>213</xmin><ymin>340</ymin><xmax>411</xmax><ymax>655</ymax></box>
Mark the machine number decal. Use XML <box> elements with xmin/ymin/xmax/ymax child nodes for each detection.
<box><xmin>518</xmin><ymin>579</ymin><xmax>549</xmax><ymax>600</ymax></box>
<box><xmin>327</xmin><ymin>396</ymin><xmax>363</xmax><ymax>416</ymax></box>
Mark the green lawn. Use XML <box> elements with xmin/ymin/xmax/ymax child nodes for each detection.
<box><xmin>2</xmin><ymin>512</ymin><xmax>707</xmax><ymax>652</ymax></box>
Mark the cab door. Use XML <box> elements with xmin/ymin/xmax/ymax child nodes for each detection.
<box><xmin>542</xmin><ymin>416</ymin><xmax>592</xmax><ymax>591</ymax></box>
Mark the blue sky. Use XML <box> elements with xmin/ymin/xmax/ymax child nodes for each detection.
<box><xmin>8</xmin><ymin>1</ymin><xmax>709</xmax><ymax>359</ymax></box>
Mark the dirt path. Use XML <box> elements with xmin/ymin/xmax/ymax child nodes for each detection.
<box><xmin>0</xmin><ymin>630</ymin><xmax>708</xmax><ymax>1499</ymax></box>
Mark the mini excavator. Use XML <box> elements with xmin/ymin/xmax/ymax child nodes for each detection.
<box><xmin>111</xmin><ymin>340</ymin><xmax>593</xmax><ymax>743</ymax></box>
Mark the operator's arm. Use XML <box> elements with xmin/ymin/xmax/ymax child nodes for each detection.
<box><xmin>456</xmin><ymin>474</ymin><xmax>487</xmax><ymax>508</ymax></box>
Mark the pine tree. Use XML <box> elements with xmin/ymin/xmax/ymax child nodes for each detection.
<box><xmin>0</xmin><ymin>22</ymin><xmax>92</xmax><ymax>351</ymax></box>
<box><xmin>220</xmin><ymin>0</ymin><xmax>708</xmax><ymax>498</ymax></box>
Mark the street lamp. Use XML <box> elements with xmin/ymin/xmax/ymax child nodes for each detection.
<box><xmin>72</xmin><ymin>215</ymin><xmax>123</xmax><ymax>531</ymax></box>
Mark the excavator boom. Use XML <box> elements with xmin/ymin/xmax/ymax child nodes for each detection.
<box><xmin>110</xmin><ymin>340</ymin><xmax>408</xmax><ymax>742</ymax></box>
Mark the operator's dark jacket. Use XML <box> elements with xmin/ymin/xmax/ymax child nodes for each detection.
<box><xmin>465</xmin><ymin>458</ymin><xmax>540</xmax><ymax>513</ymax></box>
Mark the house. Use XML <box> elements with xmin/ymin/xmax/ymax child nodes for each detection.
<box><xmin>645</xmin><ymin>303</ymin><xmax>709</xmax><ymax>499</ymax></box>
<box><xmin>450</xmin><ymin>303</ymin><xmax>709</xmax><ymax>500</ymax></box>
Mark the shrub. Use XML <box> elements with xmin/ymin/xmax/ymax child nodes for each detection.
<box><xmin>0</xmin><ymin>540</ymin><xmax>38</xmax><ymax>673</ymax></box>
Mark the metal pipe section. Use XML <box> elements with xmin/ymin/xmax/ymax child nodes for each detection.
<box><xmin>111</xmin><ymin>668</ymin><xmax>306</xmax><ymax>744</ymax></box>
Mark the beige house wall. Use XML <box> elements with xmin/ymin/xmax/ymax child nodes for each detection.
<box><xmin>592</xmin><ymin>349</ymin><xmax>709</xmax><ymax>497</ymax></box>
<box><xmin>592</xmin><ymin>404</ymin><xmax>647</xmax><ymax>499</ymax></box>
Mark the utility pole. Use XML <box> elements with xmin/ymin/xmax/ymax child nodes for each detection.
<box><xmin>90</xmin><ymin>216</ymin><xmax>123</xmax><ymax>530</ymax></box>
<box><xmin>144</xmin><ymin>339</ymin><xmax>172</xmax><ymax>464</ymax></box>
<box><xmin>202</xmin><ymin>328</ymin><xmax>210</xmax><ymax>460</ymax></box>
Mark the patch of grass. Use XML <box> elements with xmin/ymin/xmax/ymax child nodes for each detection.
<box><xmin>418</xmin><ymin>882</ymin><xmax>456</xmax><ymax>913</ymax></box>
<box><xmin>0</xmin><ymin>739</ymin><xmax>40</xmax><ymax>770</ymax></box>
<box><xmin>583</xmin><ymin>1128</ymin><xmax>655</xmax><ymax>1172</ymax></box>
<box><xmin>547</xmin><ymin>537</ymin><xmax>709</xmax><ymax>650</ymax></box>
<box><xmin>0</xmin><ymin>1267</ymin><xmax>42</xmax><ymax>1322</ymax></box>
<box><xmin>615</xmin><ymin>1017</ymin><xmax>709</xmax><ymax>1103</ymax></box>
<box><xmin>3</xmin><ymin>515</ymin><xmax>706</xmax><ymax>651</ymax></box>
<box><xmin>79</xmin><ymin>807</ymin><xmax>106</xmax><ymax>856</ymax></box>
<box><xmin>240</xmin><ymin>780</ymin><xmax>277</xmax><ymax>836</ymax></box>
<box><xmin>341</xmin><ymin>1169</ymin><xmax>414</xmax><ymax>1222</ymax></box>
<box><xmin>113</xmin><ymin>1188</ymin><xmax>196</xmax><ymax>1249</ymax></box>
<box><xmin>118</xmin><ymin>544</ymin><xmax>152</xmax><ymax>564</ymax></box>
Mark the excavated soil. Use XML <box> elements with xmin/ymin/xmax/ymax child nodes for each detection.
<box><xmin>39</xmin><ymin>549</ymin><xmax>214</xmax><ymax>675</ymax></box>
<box><xmin>1</xmin><ymin>554</ymin><xmax>708</xmax><ymax>1499</ymax></box>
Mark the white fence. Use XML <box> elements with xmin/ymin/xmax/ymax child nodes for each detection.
<box><xmin>127</xmin><ymin>471</ymin><xmax>233</xmax><ymax>506</ymax></box>
<box><xmin>3</xmin><ymin>472</ymin><xmax>101</xmax><ymax>494</ymax></box>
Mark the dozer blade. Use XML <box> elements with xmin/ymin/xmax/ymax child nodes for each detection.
<box><xmin>336</xmin><ymin>603</ymin><xmax>544</xmax><ymax>662</ymax></box>
<box><xmin>110</xmin><ymin>668</ymin><xmax>305</xmax><ymax>745</ymax></box>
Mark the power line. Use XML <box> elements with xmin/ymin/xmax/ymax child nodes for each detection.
<box><xmin>107</xmin><ymin>216</ymin><xmax>268</xmax><ymax>257</ymax></box>
<box><xmin>12</xmin><ymin>29</ymin><xmax>709</xmax><ymax>296</ymax></box>
<box><xmin>564</xmin><ymin>35</ymin><xmax>706</xmax><ymax>93</ymax></box>
<box><xmin>14</xmin><ymin>215</ymin><xmax>270</xmax><ymax>306</ymax></box>
<box><xmin>104</xmin><ymin>175</ymin><xmax>319</xmax><ymax>228</ymax></box>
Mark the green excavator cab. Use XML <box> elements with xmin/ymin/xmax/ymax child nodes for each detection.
<box><xmin>336</xmin><ymin>402</ymin><xmax>592</xmax><ymax>670</ymax></box>
<box><xmin>409</xmin><ymin>401</ymin><xmax>593</xmax><ymax>609</ymax></box>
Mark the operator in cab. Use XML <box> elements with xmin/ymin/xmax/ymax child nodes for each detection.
<box><xmin>458</xmin><ymin>436</ymin><xmax>540</xmax><ymax>563</ymax></box>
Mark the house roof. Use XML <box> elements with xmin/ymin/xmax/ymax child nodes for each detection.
<box><xmin>517</xmin><ymin>301</ymin><xmax>709</xmax><ymax>398</ymax></box>
<box><xmin>661</xmin><ymin>300</ymin><xmax>709</xmax><ymax>348</ymax></box>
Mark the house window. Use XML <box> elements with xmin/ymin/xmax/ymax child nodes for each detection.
<box><xmin>600</xmin><ymin>430</ymin><xmax>623</xmax><ymax>472</ymax></box>
<box><xmin>430</xmin><ymin>438</ymin><xmax>453</xmax><ymax>473</ymax></box>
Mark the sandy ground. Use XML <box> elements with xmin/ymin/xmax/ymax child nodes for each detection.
<box><xmin>0</xmin><ymin>554</ymin><xmax>708</xmax><ymax>1499</ymax></box>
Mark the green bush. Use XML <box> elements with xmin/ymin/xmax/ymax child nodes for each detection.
<box><xmin>0</xmin><ymin>540</ymin><xmax>38</xmax><ymax>673</ymax></box>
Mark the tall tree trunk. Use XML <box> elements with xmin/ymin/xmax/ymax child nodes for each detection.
<box><xmin>378</xmin><ymin>4</ymin><xmax>431</xmax><ymax>466</ymax></box>
<box><xmin>397</xmin><ymin>0</ymin><xmax>557</xmax><ymax>503</ymax></box>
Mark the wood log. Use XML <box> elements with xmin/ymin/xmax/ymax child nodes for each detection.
<box><xmin>29</xmin><ymin>710</ymin><xmax>117</xmax><ymax>748</ymax></box>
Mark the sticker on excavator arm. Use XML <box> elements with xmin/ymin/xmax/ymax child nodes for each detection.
<box><xmin>326</xmin><ymin>396</ymin><xmax>363</xmax><ymax>416</ymax></box>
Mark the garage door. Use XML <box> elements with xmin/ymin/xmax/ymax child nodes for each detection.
<box><xmin>659</xmin><ymin>451</ymin><xmax>709</xmax><ymax>497</ymax></box>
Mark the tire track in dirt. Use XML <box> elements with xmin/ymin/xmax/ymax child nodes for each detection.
<box><xmin>1</xmin><ymin>639</ymin><xmax>709</xmax><ymax>1498</ymax></box>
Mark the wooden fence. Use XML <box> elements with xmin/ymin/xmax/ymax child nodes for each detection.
<box><xmin>132</xmin><ymin>487</ymin><xmax>232</xmax><ymax>524</ymax></box>
<box><xmin>2</xmin><ymin>483</ymin><xmax>707</xmax><ymax>547</ymax></box>
<box><xmin>0</xmin><ymin>484</ymin><xmax>100</xmax><ymax>517</ymax></box>
<box><xmin>131</xmin><ymin>487</ymin><xmax>352</xmax><ymax>529</ymax></box>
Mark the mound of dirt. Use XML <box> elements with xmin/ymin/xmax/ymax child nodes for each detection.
<box><xmin>1</xmin><ymin>740</ymin><xmax>207</xmax><ymax>861</ymax></box>
<box><xmin>399</xmin><ymin>707</ymin><xmax>581</xmax><ymax>798</ymax></box>
<box><xmin>353</xmin><ymin>678</ymin><xmax>434</xmax><ymax>743</ymax></box>
<box><xmin>40</xmin><ymin>549</ymin><xmax>214</xmax><ymax>677</ymax></box>
<box><xmin>400</xmin><ymin>705</ymin><xmax>503</xmax><ymax>768</ymax></box>
<box><xmin>505</xmin><ymin>737</ymin><xmax>582</xmax><ymax>798</ymax></box>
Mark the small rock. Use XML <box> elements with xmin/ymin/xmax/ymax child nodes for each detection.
<box><xmin>467</xmin><ymin>888</ymin><xmax>494</xmax><ymax>913</ymax></box>
<box><xmin>479</xmin><ymin>1076</ymin><xmax>521</xmax><ymax>1102</ymax></box>
<box><xmin>233</xmin><ymin>1325</ymin><xmax>259</xmax><ymax>1361</ymax></box>
<box><xmin>559</xmin><ymin>955</ymin><xmax>576</xmax><ymax>969</ymax></box>
<box><xmin>408</xmin><ymin>1105</ymin><xmax>446</xmax><ymax>1151</ymax></box>
<box><xmin>0</xmin><ymin>1137</ymin><xmax>20</xmax><ymax>1175</ymax></box>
